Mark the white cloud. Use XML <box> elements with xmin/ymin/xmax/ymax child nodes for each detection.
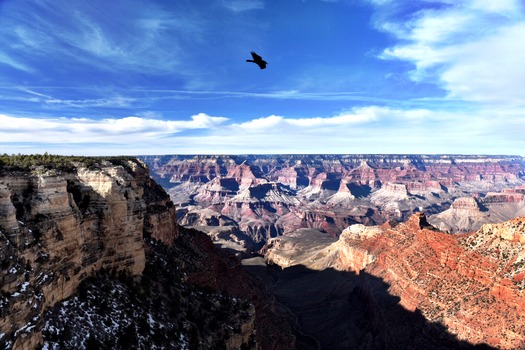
<box><xmin>0</xmin><ymin>113</ymin><xmax>228</xmax><ymax>143</ymax></box>
<box><xmin>231</xmin><ymin>106</ymin><xmax>430</xmax><ymax>133</ymax></box>
<box><xmin>233</xmin><ymin>115</ymin><xmax>285</xmax><ymax>130</ymax></box>
<box><xmin>1</xmin><ymin>106</ymin><xmax>524</xmax><ymax>155</ymax></box>
<box><xmin>210</xmin><ymin>106</ymin><xmax>523</xmax><ymax>155</ymax></box>
<box><xmin>470</xmin><ymin>0</ymin><xmax>522</xmax><ymax>15</ymax></box>
<box><xmin>289</xmin><ymin>108</ymin><xmax>380</xmax><ymax>126</ymax></box>
<box><xmin>374</xmin><ymin>0</ymin><xmax>525</xmax><ymax>104</ymax></box>
<box><xmin>440</xmin><ymin>24</ymin><xmax>525</xmax><ymax>102</ymax></box>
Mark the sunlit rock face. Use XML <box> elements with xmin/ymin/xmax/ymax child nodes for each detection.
<box><xmin>140</xmin><ymin>154</ymin><xmax>525</xmax><ymax>249</ymax></box>
<box><xmin>0</xmin><ymin>159</ymin><xmax>177</xmax><ymax>349</ymax></box>
<box><xmin>429</xmin><ymin>187</ymin><xmax>525</xmax><ymax>233</ymax></box>
<box><xmin>428</xmin><ymin>196</ymin><xmax>489</xmax><ymax>232</ymax></box>
<box><xmin>264</xmin><ymin>213</ymin><xmax>525</xmax><ymax>349</ymax></box>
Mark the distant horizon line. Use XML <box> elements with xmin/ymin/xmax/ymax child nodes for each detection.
<box><xmin>136</xmin><ymin>153</ymin><xmax>523</xmax><ymax>157</ymax></box>
<box><xmin>2</xmin><ymin>152</ymin><xmax>523</xmax><ymax>158</ymax></box>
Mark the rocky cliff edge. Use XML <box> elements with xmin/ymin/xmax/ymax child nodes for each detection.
<box><xmin>0</xmin><ymin>158</ymin><xmax>178</xmax><ymax>349</ymax></box>
<box><xmin>265</xmin><ymin>213</ymin><xmax>525</xmax><ymax>349</ymax></box>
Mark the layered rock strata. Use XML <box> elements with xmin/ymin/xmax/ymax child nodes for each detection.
<box><xmin>265</xmin><ymin>213</ymin><xmax>525</xmax><ymax>349</ymax></box>
<box><xmin>429</xmin><ymin>190</ymin><xmax>525</xmax><ymax>232</ymax></box>
<box><xmin>142</xmin><ymin>154</ymin><xmax>525</xmax><ymax>188</ymax></box>
<box><xmin>1</xmin><ymin>157</ymin><xmax>297</xmax><ymax>350</ymax></box>
<box><xmin>429</xmin><ymin>197</ymin><xmax>489</xmax><ymax>232</ymax></box>
<box><xmin>140</xmin><ymin>154</ymin><xmax>525</xmax><ymax>249</ymax></box>
<box><xmin>0</xmin><ymin>159</ymin><xmax>177</xmax><ymax>349</ymax></box>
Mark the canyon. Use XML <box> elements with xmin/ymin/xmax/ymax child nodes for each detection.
<box><xmin>0</xmin><ymin>157</ymin><xmax>292</xmax><ymax>349</ymax></box>
<box><xmin>2</xmin><ymin>154</ymin><xmax>525</xmax><ymax>349</ymax></box>
<box><xmin>263</xmin><ymin>213</ymin><xmax>525</xmax><ymax>349</ymax></box>
<box><xmin>137</xmin><ymin>154</ymin><xmax>525</xmax><ymax>349</ymax></box>
<box><xmin>140</xmin><ymin>154</ymin><xmax>525</xmax><ymax>249</ymax></box>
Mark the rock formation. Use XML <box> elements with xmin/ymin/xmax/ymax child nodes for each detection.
<box><xmin>429</xmin><ymin>188</ymin><xmax>525</xmax><ymax>232</ymax></box>
<box><xmin>140</xmin><ymin>154</ymin><xmax>525</xmax><ymax>250</ymax></box>
<box><xmin>0</xmin><ymin>159</ymin><xmax>171</xmax><ymax>348</ymax></box>
<box><xmin>326</xmin><ymin>179</ymin><xmax>355</xmax><ymax>206</ymax></box>
<box><xmin>429</xmin><ymin>196</ymin><xmax>489</xmax><ymax>232</ymax></box>
<box><xmin>0</xmin><ymin>157</ymin><xmax>294</xmax><ymax>349</ymax></box>
<box><xmin>264</xmin><ymin>213</ymin><xmax>525</xmax><ymax>349</ymax></box>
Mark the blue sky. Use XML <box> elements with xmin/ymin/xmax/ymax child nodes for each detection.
<box><xmin>0</xmin><ymin>0</ymin><xmax>524</xmax><ymax>155</ymax></box>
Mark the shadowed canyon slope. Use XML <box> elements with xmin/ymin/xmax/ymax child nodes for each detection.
<box><xmin>140</xmin><ymin>154</ymin><xmax>525</xmax><ymax>249</ymax></box>
<box><xmin>263</xmin><ymin>213</ymin><xmax>525</xmax><ymax>349</ymax></box>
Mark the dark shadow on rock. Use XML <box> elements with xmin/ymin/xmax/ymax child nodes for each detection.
<box><xmin>219</xmin><ymin>177</ymin><xmax>240</xmax><ymax>191</ymax></box>
<box><xmin>349</xmin><ymin>183</ymin><xmax>372</xmax><ymax>198</ymax></box>
<box><xmin>477</xmin><ymin>201</ymin><xmax>490</xmax><ymax>212</ymax></box>
<box><xmin>320</xmin><ymin>179</ymin><xmax>340</xmax><ymax>191</ymax></box>
<box><xmin>242</xmin><ymin>263</ymin><xmax>496</xmax><ymax>350</ymax></box>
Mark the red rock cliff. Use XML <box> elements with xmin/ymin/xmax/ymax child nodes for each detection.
<box><xmin>266</xmin><ymin>213</ymin><xmax>525</xmax><ymax>349</ymax></box>
<box><xmin>347</xmin><ymin>214</ymin><xmax>525</xmax><ymax>348</ymax></box>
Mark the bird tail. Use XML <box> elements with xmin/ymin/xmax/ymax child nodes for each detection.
<box><xmin>246</xmin><ymin>60</ymin><xmax>255</xmax><ymax>63</ymax></box>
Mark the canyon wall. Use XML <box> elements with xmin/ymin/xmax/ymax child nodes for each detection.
<box><xmin>141</xmin><ymin>154</ymin><xmax>525</xmax><ymax>187</ymax></box>
<box><xmin>0</xmin><ymin>159</ymin><xmax>177</xmax><ymax>349</ymax></box>
<box><xmin>140</xmin><ymin>154</ymin><xmax>525</xmax><ymax>248</ymax></box>
<box><xmin>1</xmin><ymin>157</ymin><xmax>296</xmax><ymax>350</ymax></box>
<box><xmin>264</xmin><ymin>213</ymin><xmax>525</xmax><ymax>349</ymax></box>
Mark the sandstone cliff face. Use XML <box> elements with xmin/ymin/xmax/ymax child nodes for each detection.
<box><xmin>0</xmin><ymin>159</ymin><xmax>177</xmax><ymax>349</ymax></box>
<box><xmin>429</xmin><ymin>188</ymin><xmax>525</xmax><ymax>233</ymax></box>
<box><xmin>429</xmin><ymin>196</ymin><xmax>489</xmax><ymax>232</ymax></box>
<box><xmin>484</xmin><ymin>191</ymin><xmax>525</xmax><ymax>203</ymax></box>
<box><xmin>1</xmin><ymin>157</ymin><xmax>298</xmax><ymax>350</ymax></box>
<box><xmin>265</xmin><ymin>213</ymin><xmax>525</xmax><ymax>349</ymax></box>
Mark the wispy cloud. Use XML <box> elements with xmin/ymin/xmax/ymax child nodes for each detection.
<box><xmin>0</xmin><ymin>52</ymin><xmax>33</xmax><ymax>72</ymax></box>
<box><xmin>0</xmin><ymin>87</ymin><xmax>394</xmax><ymax>111</ymax></box>
<box><xmin>0</xmin><ymin>0</ymin><xmax>274</xmax><ymax>93</ymax></box>
<box><xmin>45</xmin><ymin>96</ymin><xmax>136</xmax><ymax>108</ymax></box>
<box><xmin>0</xmin><ymin>0</ymin><xmax>205</xmax><ymax>76</ymax></box>
<box><xmin>146</xmin><ymin>89</ymin><xmax>372</xmax><ymax>102</ymax></box>
<box><xmin>372</xmin><ymin>0</ymin><xmax>525</xmax><ymax>104</ymax></box>
<box><xmin>220</xmin><ymin>0</ymin><xmax>264</xmax><ymax>12</ymax></box>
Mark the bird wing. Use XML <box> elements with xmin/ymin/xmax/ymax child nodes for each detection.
<box><xmin>251</xmin><ymin>51</ymin><xmax>262</xmax><ymax>61</ymax></box>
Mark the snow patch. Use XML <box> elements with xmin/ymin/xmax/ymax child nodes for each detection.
<box><xmin>20</xmin><ymin>281</ymin><xmax>30</xmax><ymax>292</ymax></box>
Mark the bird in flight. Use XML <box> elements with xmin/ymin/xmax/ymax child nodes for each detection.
<box><xmin>246</xmin><ymin>51</ymin><xmax>267</xmax><ymax>69</ymax></box>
